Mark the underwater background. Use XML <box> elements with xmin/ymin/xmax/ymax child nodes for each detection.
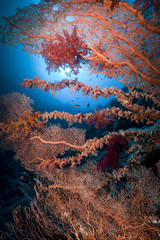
<box><xmin>0</xmin><ymin>0</ymin><xmax>160</xmax><ymax>239</ymax></box>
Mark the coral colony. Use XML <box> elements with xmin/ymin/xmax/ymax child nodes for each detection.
<box><xmin>0</xmin><ymin>0</ymin><xmax>160</xmax><ymax>239</ymax></box>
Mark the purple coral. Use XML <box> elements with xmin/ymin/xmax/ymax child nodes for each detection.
<box><xmin>97</xmin><ymin>135</ymin><xmax>129</xmax><ymax>173</ymax></box>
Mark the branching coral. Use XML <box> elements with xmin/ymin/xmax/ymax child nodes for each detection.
<box><xmin>5</xmin><ymin>165</ymin><xmax>160</xmax><ymax>240</ymax></box>
<box><xmin>0</xmin><ymin>75</ymin><xmax>160</xmax><ymax>175</ymax></box>
<box><xmin>21</xmin><ymin>77</ymin><xmax>160</xmax><ymax>125</ymax></box>
<box><xmin>0</xmin><ymin>92</ymin><xmax>44</xmax><ymax>144</ymax></box>
<box><xmin>86</xmin><ymin>110</ymin><xmax>116</xmax><ymax>129</ymax></box>
<box><xmin>0</xmin><ymin>1</ymin><xmax>160</xmax><ymax>239</ymax></box>
<box><xmin>97</xmin><ymin>135</ymin><xmax>129</xmax><ymax>173</ymax></box>
<box><xmin>1</xmin><ymin>0</ymin><xmax>160</xmax><ymax>89</ymax></box>
<box><xmin>0</xmin><ymin>111</ymin><xmax>44</xmax><ymax>142</ymax></box>
<box><xmin>41</xmin><ymin>26</ymin><xmax>89</xmax><ymax>75</ymax></box>
<box><xmin>1</xmin><ymin>75</ymin><xmax>159</xmax><ymax>173</ymax></box>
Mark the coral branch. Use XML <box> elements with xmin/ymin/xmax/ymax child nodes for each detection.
<box><xmin>21</xmin><ymin>77</ymin><xmax>160</xmax><ymax>106</ymax></box>
<box><xmin>30</xmin><ymin>135</ymin><xmax>84</xmax><ymax>150</ymax></box>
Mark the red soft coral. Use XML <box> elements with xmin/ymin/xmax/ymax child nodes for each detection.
<box><xmin>41</xmin><ymin>26</ymin><xmax>89</xmax><ymax>75</ymax></box>
<box><xmin>97</xmin><ymin>135</ymin><xmax>129</xmax><ymax>173</ymax></box>
<box><xmin>86</xmin><ymin>111</ymin><xmax>115</xmax><ymax>129</ymax></box>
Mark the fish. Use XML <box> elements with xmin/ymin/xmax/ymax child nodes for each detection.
<box><xmin>73</xmin><ymin>104</ymin><xmax>80</xmax><ymax>108</ymax></box>
<box><xmin>87</xmin><ymin>103</ymin><xmax>90</xmax><ymax>107</ymax></box>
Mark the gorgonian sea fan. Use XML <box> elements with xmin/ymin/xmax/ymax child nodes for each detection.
<box><xmin>41</xmin><ymin>26</ymin><xmax>89</xmax><ymax>75</ymax></box>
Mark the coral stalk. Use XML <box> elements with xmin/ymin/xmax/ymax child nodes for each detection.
<box><xmin>30</xmin><ymin>136</ymin><xmax>84</xmax><ymax>150</ymax></box>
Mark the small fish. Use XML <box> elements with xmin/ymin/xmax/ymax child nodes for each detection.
<box><xmin>87</xmin><ymin>103</ymin><xmax>90</xmax><ymax>107</ymax></box>
<box><xmin>73</xmin><ymin>104</ymin><xmax>80</xmax><ymax>108</ymax></box>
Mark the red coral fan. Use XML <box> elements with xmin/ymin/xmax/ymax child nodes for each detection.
<box><xmin>86</xmin><ymin>111</ymin><xmax>115</xmax><ymax>129</ymax></box>
<box><xmin>97</xmin><ymin>135</ymin><xmax>129</xmax><ymax>173</ymax></box>
<box><xmin>41</xmin><ymin>26</ymin><xmax>89</xmax><ymax>75</ymax></box>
